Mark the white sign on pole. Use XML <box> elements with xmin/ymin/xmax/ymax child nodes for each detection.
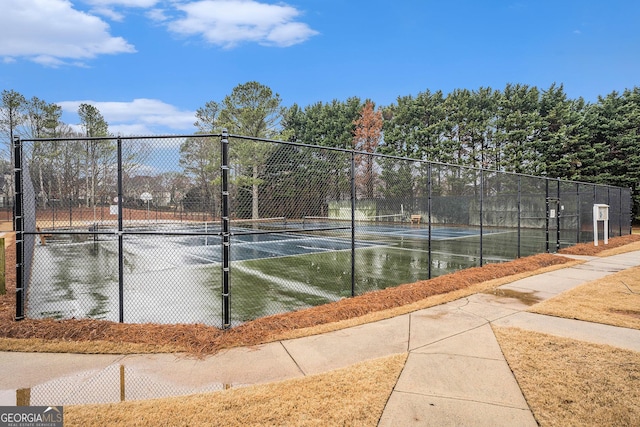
<box><xmin>593</xmin><ymin>204</ymin><xmax>609</xmax><ymax>246</ymax></box>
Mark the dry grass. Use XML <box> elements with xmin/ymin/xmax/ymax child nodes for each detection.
<box><xmin>64</xmin><ymin>353</ymin><xmax>407</xmax><ymax>427</ymax></box>
<box><xmin>530</xmin><ymin>266</ymin><xmax>640</xmax><ymax>329</ymax></box>
<box><xmin>2</xmin><ymin>228</ymin><xmax>640</xmax><ymax>426</ymax></box>
<box><xmin>494</xmin><ymin>327</ymin><xmax>640</xmax><ymax>427</ymax></box>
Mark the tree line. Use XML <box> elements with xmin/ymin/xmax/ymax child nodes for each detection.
<box><xmin>283</xmin><ymin>83</ymin><xmax>640</xmax><ymax>218</ymax></box>
<box><xmin>1</xmin><ymin>81</ymin><xmax>639</xmax><ymax>218</ymax></box>
<box><xmin>0</xmin><ymin>90</ymin><xmax>148</xmax><ymax>214</ymax></box>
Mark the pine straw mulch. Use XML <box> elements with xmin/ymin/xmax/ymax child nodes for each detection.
<box><xmin>558</xmin><ymin>233</ymin><xmax>640</xmax><ymax>255</ymax></box>
<box><xmin>0</xmin><ymin>232</ymin><xmax>637</xmax><ymax>356</ymax></box>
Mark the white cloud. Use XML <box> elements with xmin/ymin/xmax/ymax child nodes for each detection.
<box><xmin>90</xmin><ymin>6</ymin><xmax>126</xmax><ymax>21</ymax></box>
<box><xmin>169</xmin><ymin>0</ymin><xmax>318</xmax><ymax>48</ymax></box>
<box><xmin>82</xmin><ymin>0</ymin><xmax>161</xmax><ymax>20</ymax></box>
<box><xmin>83</xmin><ymin>0</ymin><xmax>161</xmax><ymax>7</ymax></box>
<box><xmin>146</xmin><ymin>8</ymin><xmax>170</xmax><ymax>22</ymax></box>
<box><xmin>58</xmin><ymin>99</ymin><xmax>197</xmax><ymax>136</ymax></box>
<box><xmin>0</xmin><ymin>0</ymin><xmax>135</xmax><ymax>65</ymax></box>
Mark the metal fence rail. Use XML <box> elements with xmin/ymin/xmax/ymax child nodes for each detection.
<box><xmin>14</xmin><ymin>133</ymin><xmax>633</xmax><ymax>328</ymax></box>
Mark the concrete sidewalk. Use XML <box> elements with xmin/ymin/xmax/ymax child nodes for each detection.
<box><xmin>0</xmin><ymin>250</ymin><xmax>638</xmax><ymax>425</ymax></box>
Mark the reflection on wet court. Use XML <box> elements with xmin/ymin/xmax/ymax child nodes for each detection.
<box><xmin>27</xmin><ymin>220</ymin><xmax>551</xmax><ymax>327</ymax></box>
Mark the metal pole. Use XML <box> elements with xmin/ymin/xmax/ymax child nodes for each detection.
<box><xmin>607</xmin><ymin>187</ymin><xmax>611</xmax><ymax>237</ymax></box>
<box><xmin>221</xmin><ymin>130</ymin><xmax>231</xmax><ymax>328</ymax></box>
<box><xmin>117</xmin><ymin>137</ymin><xmax>124</xmax><ymax>323</ymax></box>
<box><xmin>629</xmin><ymin>187</ymin><xmax>633</xmax><ymax>236</ymax></box>
<box><xmin>13</xmin><ymin>136</ymin><xmax>25</xmax><ymax>320</ymax></box>
<box><xmin>545</xmin><ymin>179</ymin><xmax>550</xmax><ymax>253</ymax></box>
<box><xmin>427</xmin><ymin>163</ymin><xmax>432</xmax><ymax>279</ymax></box>
<box><xmin>619</xmin><ymin>187</ymin><xmax>623</xmax><ymax>236</ymax></box>
<box><xmin>479</xmin><ymin>169</ymin><xmax>484</xmax><ymax>266</ymax></box>
<box><xmin>556</xmin><ymin>179</ymin><xmax>561</xmax><ymax>252</ymax></box>
<box><xmin>576</xmin><ymin>183</ymin><xmax>580</xmax><ymax>244</ymax></box>
<box><xmin>350</xmin><ymin>152</ymin><xmax>356</xmax><ymax>297</ymax></box>
<box><xmin>517</xmin><ymin>176</ymin><xmax>521</xmax><ymax>258</ymax></box>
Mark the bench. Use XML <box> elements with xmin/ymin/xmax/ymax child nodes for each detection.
<box><xmin>410</xmin><ymin>215</ymin><xmax>421</xmax><ymax>225</ymax></box>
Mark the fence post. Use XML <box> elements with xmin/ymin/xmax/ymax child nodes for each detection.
<box><xmin>221</xmin><ymin>130</ymin><xmax>231</xmax><ymax>328</ymax></box>
<box><xmin>117</xmin><ymin>137</ymin><xmax>124</xmax><ymax>323</ymax></box>
<box><xmin>13</xmin><ymin>136</ymin><xmax>25</xmax><ymax>320</ymax></box>
<box><xmin>629</xmin><ymin>187</ymin><xmax>633</xmax><ymax>235</ymax></box>
<box><xmin>576</xmin><ymin>183</ymin><xmax>581</xmax><ymax>244</ymax></box>
<box><xmin>427</xmin><ymin>163</ymin><xmax>432</xmax><ymax>279</ymax></box>
<box><xmin>556</xmin><ymin>179</ymin><xmax>561</xmax><ymax>252</ymax></box>
<box><xmin>479</xmin><ymin>169</ymin><xmax>484</xmax><ymax>266</ymax></box>
<box><xmin>517</xmin><ymin>176</ymin><xmax>521</xmax><ymax>258</ymax></box>
<box><xmin>545</xmin><ymin>179</ymin><xmax>550</xmax><ymax>253</ymax></box>
<box><xmin>350</xmin><ymin>151</ymin><xmax>356</xmax><ymax>297</ymax></box>
<box><xmin>0</xmin><ymin>238</ymin><xmax>4</xmax><ymax>295</ymax></box>
<box><xmin>618</xmin><ymin>187</ymin><xmax>623</xmax><ymax>236</ymax></box>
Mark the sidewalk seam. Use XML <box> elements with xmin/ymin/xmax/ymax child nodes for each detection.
<box><xmin>390</xmin><ymin>389</ymin><xmax>532</xmax><ymax>410</ymax></box>
<box><xmin>278</xmin><ymin>341</ymin><xmax>307</xmax><ymax>376</ymax></box>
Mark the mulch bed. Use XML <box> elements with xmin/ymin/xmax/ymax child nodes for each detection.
<box><xmin>0</xmin><ymin>232</ymin><xmax>636</xmax><ymax>355</ymax></box>
<box><xmin>558</xmin><ymin>233</ymin><xmax>640</xmax><ymax>255</ymax></box>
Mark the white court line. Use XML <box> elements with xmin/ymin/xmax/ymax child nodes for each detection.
<box><xmin>233</xmin><ymin>264</ymin><xmax>341</xmax><ymax>301</ymax></box>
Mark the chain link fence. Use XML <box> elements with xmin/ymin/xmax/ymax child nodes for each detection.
<box><xmin>14</xmin><ymin>133</ymin><xmax>633</xmax><ymax>328</ymax></box>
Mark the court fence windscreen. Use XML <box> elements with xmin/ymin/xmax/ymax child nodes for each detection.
<box><xmin>13</xmin><ymin>133</ymin><xmax>632</xmax><ymax>328</ymax></box>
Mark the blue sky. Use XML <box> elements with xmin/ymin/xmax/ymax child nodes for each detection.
<box><xmin>1</xmin><ymin>0</ymin><xmax>639</xmax><ymax>136</ymax></box>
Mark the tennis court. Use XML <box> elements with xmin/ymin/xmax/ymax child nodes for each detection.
<box><xmin>15</xmin><ymin>133</ymin><xmax>632</xmax><ymax>328</ymax></box>
<box><xmin>26</xmin><ymin>218</ymin><xmax>524</xmax><ymax>327</ymax></box>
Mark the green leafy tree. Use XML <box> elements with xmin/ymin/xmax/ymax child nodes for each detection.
<box><xmin>0</xmin><ymin>89</ymin><xmax>27</xmax><ymax>146</ymax></box>
<box><xmin>537</xmin><ymin>83</ymin><xmax>585</xmax><ymax>179</ymax></box>
<box><xmin>194</xmin><ymin>101</ymin><xmax>221</xmax><ymax>133</ymax></box>
<box><xmin>494</xmin><ymin>84</ymin><xmax>542</xmax><ymax>174</ymax></box>
<box><xmin>282</xmin><ymin>98</ymin><xmax>363</xmax><ymax>201</ymax></box>
<box><xmin>218</xmin><ymin>81</ymin><xmax>285</xmax><ymax>219</ymax></box>
<box><xmin>584</xmin><ymin>89</ymin><xmax>640</xmax><ymax>216</ymax></box>
<box><xmin>78</xmin><ymin>103</ymin><xmax>110</xmax><ymax>212</ymax></box>
<box><xmin>179</xmin><ymin>135</ymin><xmax>219</xmax><ymax>214</ymax></box>
<box><xmin>0</xmin><ymin>90</ymin><xmax>27</xmax><ymax>198</ymax></box>
<box><xmin>26</xmin><ymin>97</ymin><xmax>63</xmax><ymax>207</ymax></box>
<box><xmin>381</xmin><ymin>90</ymin><xmax>446</xmax><ymax>160</ymax></box>
<box><xmin>381</xmin><ymin>90</ymin><xmax>447</xmax><ymax>201</ymax></box>
<box><xmin>179</xmin><ymin>101</ymin><xmax>222</xmax><ymax>214</ymax></box>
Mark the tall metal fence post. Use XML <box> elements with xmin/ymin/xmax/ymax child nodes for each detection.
<box><xmin>350</xmin><ymin>151</ymin><xmax>356</xmax><ymax>297</ymax></box>
<box><xmin>545</xmin><ymin>179</ymin><xmax>550</xmax><ymax>253</ymax></box>
<box><xmin>479</xmin><ymin>169</ymin><xmax>484</xmax><ymax>266</ymax></box>
<box><xmin>517</xmin><ymin>176</ymin><xmax>521</xmax><ymax>258</ymax></box>
<box><xmin>607</xmin><ymin>187</ymin><xmax>612</xmax><ymax>237</ymax></box>
<box><xmin>117</xmin><ymin>137</ymin><xmax>124</xmax><ymax>323</ymax></box>
<box><xmin>556</xmin><ymin>179</ymin><xmax>561</xmax><ymax>252</ymax></box>
<box><xmin>427</xmin><ymin>163</ymin><xmax>432</xmax><ymax>279</ymax></box>
<box><xmin>629</xmin><ymin>187</ymin><xmax>633</xmax><ymax>235</ymax></box>
<box><xmin>13</xmin><ymin>136</ymin><xmax>25</xmax><ymax>320</ymax></box>
<box><xmin>618</xmin><ymin>187</ymin><xmax>623</xmax><ymax>236</ymax></box>
<box><xmin>221</xmin><ymin>130</ymin><xmax>231</xmax><ymax>328</ymax></box>
<box><xmin>576</xmin><ymin>183</ymin><xmax>581</xmax><ymax>244</ymax></box>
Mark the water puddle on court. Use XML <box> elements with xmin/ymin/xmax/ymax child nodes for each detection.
<box><xmin>0</xmin><ymin>364</ymin><xmax>240</xmax><ymax>406</ymax></box>
<box><xmin>484</xmin><ymin>288</ymin><xmax>543</xmax><ymax>306</ymax></box>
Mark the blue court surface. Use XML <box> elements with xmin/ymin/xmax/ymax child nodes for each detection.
<box><xmin>134</xmin><ymin>221</ymin><xmax>493</xmax><ymax>264</ymax></box>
